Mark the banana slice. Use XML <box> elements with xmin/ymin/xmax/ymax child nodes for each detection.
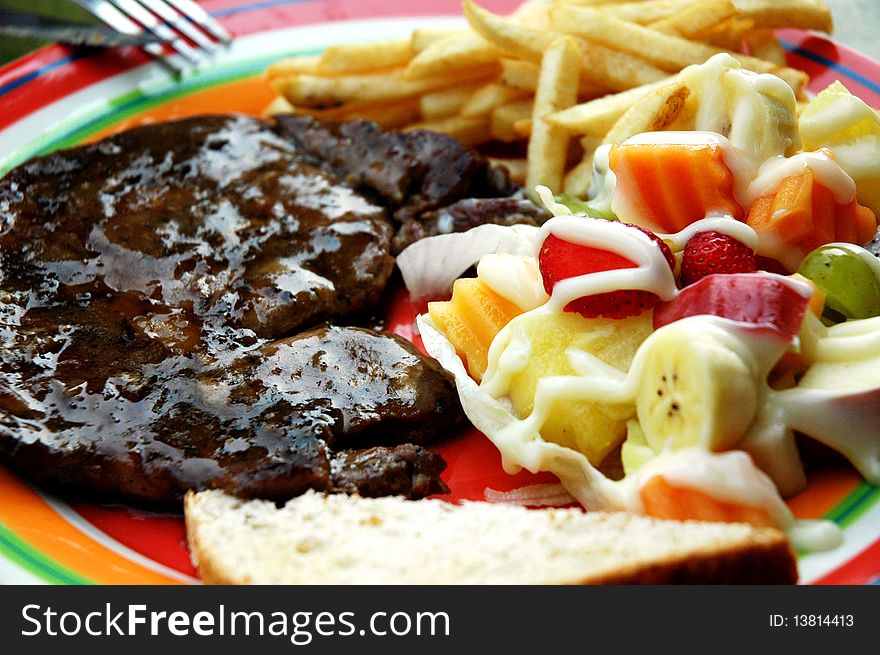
<box><xmin>635</xmin><ymin>318</ymin><xmax>759</xmax><ymax>453</ymax></box>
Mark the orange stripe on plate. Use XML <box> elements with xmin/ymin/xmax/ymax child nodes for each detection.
<box><xmin>87</xmin><ymin>76</ymin><xmax>277</xmax><ymax>142</ymax></box>
<box><xmin>786</xmin><ymin>466</ymin><xmax>862</xmax><ymax>519</ymax></box>
<box><xmin>0</xmin><ymin>466</ymin><xmax>183</xmax><ymax>585</ymax></box>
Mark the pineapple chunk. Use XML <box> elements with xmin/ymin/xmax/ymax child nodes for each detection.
<box><xmin>505</xmin><ymin>310</ymin><xmax>653</xmax><ymax>466</ymax></box>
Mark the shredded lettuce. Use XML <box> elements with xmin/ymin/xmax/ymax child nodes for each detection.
<box><xmin>396</xmin><ymin>223</ymin><xmax>539</xmax><ymax>301</ymax></box>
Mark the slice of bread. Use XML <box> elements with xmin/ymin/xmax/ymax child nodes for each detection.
<box><xmin>184</xmin><ymin>489</ymin><xmax>798</xmax><ymax>584</ymax></box>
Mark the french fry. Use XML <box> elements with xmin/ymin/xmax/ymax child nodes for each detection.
<box><xmin>304</xmin><ymin>98</ymin><xmax>422</xmax><ymax>129</ymax></box>
<box><xmin>511</xmin><ymin>0</ymin><xmax>556</xmax><ymax>29</ymax></box>
<box><xmin>410</xmin><ymin>27</ymin><xmax>469</xmax><ymax>53</ymax></box>
<box><xmin>262</xmin><ymin>95</ymin><xmax>297</xmax><ymax>117</ymax></box>
<box><xmin>273</xmin><ymin>64</ymin><xmax>499</xmax><ymax>106</ymax></box>
<box><xmin>563</xmin><ymin>158</ymin><xmax>595</xmax><ymax>196</ymax></box>
<box><xmin>596</xmin><ymin>0</ymin><xmax>702</xmax><ymax>25</ymax></box>
<box><xmin>514</xmin><ymin>117</ymin><xmax>532</xmax><ymax>138</ymax></box>
<box><xmin>649</xmin><ymin>0</ymin><xmax>736</xmax><ymax>38</ymax></box>
<box><xmin>491</xmin><ymin>99</ymin><xmax>534</xmax><ymax>142</ymax></box>
<box><xmin>500</xmin><ymin>57</ymin><xmax>606</xmax><ymax>98</ymax></box>
<box><xmin>527</xmin><ymin>36</ymin><xmax>582</xmax><ymax>196</ymax></box>
<box><xmin>602</xmin><ymin>80</ymin><xmax>691</xmax><ymax>144</ymax></box>
<box><xmin>733</xmin><ymin>0</ymin><xmax>833</xmax><ymax>33</ymax></box>
<box><xmin>563</xmin><ymin>135</ymin><xmax>603</xmax><ymax>196</ymax></box>
<box><xmin>500</xmin><ymin>58</ymin><xmax>542</xmax><ymax>91</ymax></box>
<box><xmin>420</xmin><ymin>84</ymin><xmax>486</xmax><ymax>121</ymax></box>
<box><xmin>545</xmin><ymin>77</ymin><xmax>676</xmax><ymax>136</ymax></box>
<box><xmin>461</xmin><ymin>83</ymin><xmax>531</xmax><ymax>117</ymax></box>
<box><xmin>403</xmin><ymin>115</ymin><xmax>492</xmax><ymax>147</ymax></box>
<box><xmin>404</xmin><ymin>33</ymin><xmax>501</xmax><ymax>81</ymax></box>
<box><xmin>318</xmin><ymin>39</ymin><xmax>413</xmax><ymax>73</ymax></box>
<box><xmin>265</xmin><ymin>55</ymin><xmax>321</xmax><ymax>80</ymax></box>
<box><xmin>465</xmin><ymin>1</ymin><xmax>668</xmax><ymax>92</ymax></box>
<box><xmin>696</xmin><ymin>15</ymin><xmax>754</xmax><ymax>51</ymax></box>
<box><xmin>550</xmin><ymin>4</ymin><xmax>805</xmax><ymax>92</ymax></box>
<box><xmin>744</xmin><ymin>28</ymin><xmax>788</xmax><ymax>67</ymax></box>
<box><xmin>464</xmin><ymin>1</ymin><xmax>561</xmax><ymax>60</ymax></box>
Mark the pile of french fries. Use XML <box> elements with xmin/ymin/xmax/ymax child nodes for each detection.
<box><xmin>264</xmin><ymin>0</ymin><xmax>832</xmax><ymax>198</ymax></box>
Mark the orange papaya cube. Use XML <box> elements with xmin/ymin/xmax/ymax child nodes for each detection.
<box><xmin>747</xmin><ymin>168</ymin><xmax>879</xmax><ymax>271</ymax></box>
<box><xmin>427</xmin><ymin>278</ymin><xmax>522</xmax><ymax>382</ymax></box>
<box><xmin>609</xmin><ymin>138</ymin><xmax>744</xmax><ymax>233</ymax></box>
<box><xmin>854</xmin><ymin>202</ymin><xmax>879</xmax><ymax>243</ymax></box>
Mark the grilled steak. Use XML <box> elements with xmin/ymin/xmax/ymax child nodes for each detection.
<box><xmin>272</xmin><ymin>115</ymin><xmax>524</xmax><ymax>251</ymax></box>
<box><xmin>0</xmin><ymin>323</ymin><xmax>456</xmax><ymax>503</ymax></box>
<box><xmin>0</xmin><ymin>114</ymin><xmax>464</xmax><ymax>504</ymax></box>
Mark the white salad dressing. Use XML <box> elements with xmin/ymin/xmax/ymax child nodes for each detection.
<box><xmin>746</xmin><ymin>150</ymin><xmax>857</xmax><ymax>206</ymax></box>
<box><xmin>587</xmin><ymin>144</ymin><xmax>616</xmax><ymax>215</ymax></box>
<box><xmin>477</xmin><ymin>254</ymin><xmax>549</xmax><ymax>312</ymax></box>
<box><xmin>660</xmin><ymin>215</ymin><xmax>759</xmax><ymax>252</ymax></box>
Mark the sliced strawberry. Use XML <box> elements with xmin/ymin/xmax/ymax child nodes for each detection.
<box><xmin>538</xmin><ymin>222</ymin><xmax>675</xmax><ymax>319</ymax></box>
<box><xmin>680</xmin><ymin>230</ymin><xmax>756</xmax><ymax>287</ymax></box>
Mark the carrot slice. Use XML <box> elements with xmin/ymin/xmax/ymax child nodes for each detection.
<box><xmin>609</xmin><ymin>141</ymin><xmax>743</xmax><ymax>233</ymax></box>
<box><xmin>428</xmin><ymin>278</ymin><xmax>522</xmax><ymax>381</ymax></box>
<box><xmin>640</xmin><ymin>475</ymin><xmax>776</xmax><ymax>528</ymax></box>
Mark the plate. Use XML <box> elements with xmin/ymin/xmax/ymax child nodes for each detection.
<box><xmin>0</xmin><ymin>0</ymin><xmax>878</xmax><ymax>585</ymax></box>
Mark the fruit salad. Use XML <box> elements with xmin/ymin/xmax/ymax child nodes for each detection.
<box><xmin>400</xmin><ymin>54</ymin><xmax>880</xmax><ymax>552</ymax></box>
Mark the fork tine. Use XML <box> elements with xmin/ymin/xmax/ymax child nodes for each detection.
<box><xmin>70</xmin><ymin>0</ymin><xmax>187</xmax><ymax>74</ymax></box>
<box><xmin>130</xmin><ymin>0</ymin><xmax>220</xmax><ymax>53</ymax></box>
<box><xmin>105</xmin><ymin>0</ymin><xmax>203</xmax><ymax>64</ymax></box>
<box><xmin>162</xmin><ymin>0</ymin><xmax>233</xmax><ymax>45</ymax></box>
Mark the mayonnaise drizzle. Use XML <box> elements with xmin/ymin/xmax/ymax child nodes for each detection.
<box><xmin>746</xmin><ymin>150</ymin><xmax>857</xmax><ymax>205</ymax></box>
<box><xmin>660</xmin><ymin>215</ymin><xmax>759</xmax><ymax>251</ymax></box>
<box><xmin>477</xmin><ymin>254</ymin><xmax>549</xmax><ymax>312</ymax></box>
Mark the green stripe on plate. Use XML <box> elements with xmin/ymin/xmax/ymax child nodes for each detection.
<box><xmin>824</xmin><ymin>483</ymin><xmax>880</xmax><ymax>528</ymax></box>
<box><xmin>0</xmin><ymin>521</ymin><xmax>92</xmax><ymax>585</ymax></box>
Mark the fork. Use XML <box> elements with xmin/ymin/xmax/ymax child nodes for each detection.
<box><xmin>71</xmin><ymin>0</ymin><xmax>232</xmax><ymax>73</ymax></box>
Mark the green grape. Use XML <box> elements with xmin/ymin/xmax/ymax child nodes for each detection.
<box><xmin>797</xmin><ymin>244</ymin><xmax>880</xmax><ymax>320</ymax></box>
<box><xmin>553</xmin><ymin>193</ymin><xmax>618</xmax><ymax>220</ymax></box>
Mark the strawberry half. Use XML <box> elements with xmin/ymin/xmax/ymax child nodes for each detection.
<box><xmin>680</xmin><ymin>230</ymin><xmax>756</xmax><ymax>287</ymax></box>
<box><xmin>538</xmin><ymin>222</ymin><xmax>675</xmax><ymax>319</ymax></box>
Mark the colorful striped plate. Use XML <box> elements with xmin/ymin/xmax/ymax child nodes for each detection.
<box><xmin>0</xmin><ymin>0</ymin><xmax>878</xmax><ymax>585</ymax></box>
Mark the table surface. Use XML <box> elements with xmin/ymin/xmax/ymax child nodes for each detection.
<box><xmin>824</xmin><ymin>0</ymin><xmax>880</xmax><ymax>59</ymax></box>
<box><xmin>0</xmin><ymin>0</ymin><xmax>878</xmax><ymax>65</ymax></box>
